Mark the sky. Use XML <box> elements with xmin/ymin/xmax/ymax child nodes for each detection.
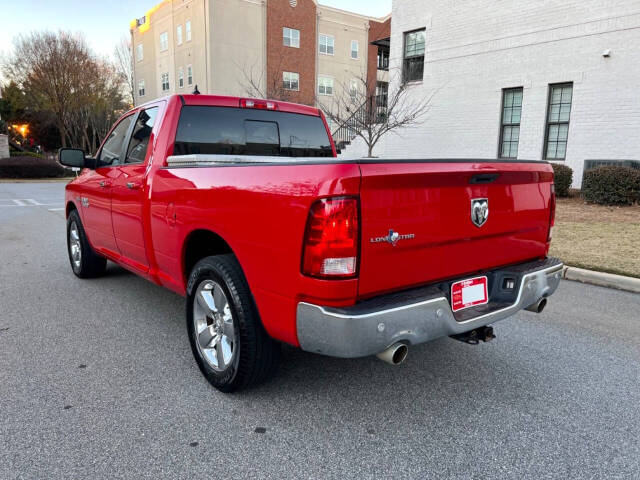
<box><xmin>0</xmin><ymin>0</ymin><xmax>392</xmax><ymax>59</ymax></box>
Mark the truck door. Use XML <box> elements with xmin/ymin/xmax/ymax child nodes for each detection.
<box><xmin>110</xmin><ymin>106</ymin><xmax>159</xmax><ymax>273</ymax></box>
<box><xmin>80</xmin><ymin>113</ymin><xmax>136</xmax><ymax>256</ymax></box>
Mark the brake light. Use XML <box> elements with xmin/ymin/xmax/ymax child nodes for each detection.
<box><xmin>548</xmin><ymin>183</ymin><xmax>556</xmax><ymax>241</ymax></box>
<box><xmin>302</xmin><ymin>197</ymin><xmax>359</xmax><ymax>278</ymax></box>
<box><xmin>239</xmin><ymin>99</ymin><xmax>277</xmax><ymax>110</ymax></box>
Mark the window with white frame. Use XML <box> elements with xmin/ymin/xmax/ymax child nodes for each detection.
<box><xmin>283</xmin><ymin>71</ymin><xmax>299</xmax><ymax>91</ymax></box>
<box><xmin>349</xmin><ymin>79</ymin><xmax>358</xmax><ymax>101</ymax></box>
<box><xmin>138</xmin><ymin>80</ymin><xmax>145</xmax><ymax>97</ymax></box>
<box><xmin>159</xmin><ymin>31</ymin><xmax>168</xmax><ymax>52</ymax></box>
<box><xmin>350</xmin><ymin>40</ymin><xmax>358</xmax><ymax>59</ymax></box>
<box><xmin>318</xmin><ymin>76</ymin><xmax>333</xmax><ymax>95</ymax></box>
<box><xmin>176</xmin><ymin>25</ymin><xmax>183</xmax><ymax>45</ymax></box>
<box><xmin>187</xmin><ymin>65</ymin><xmax>193</xmax><ymax>85</ymax></box>
<box><xmin>161</xmin><ymin>72</ymin><xmax>170</xmax><ymax>91</ymax></box>
<box><xmin>136</xmin><ymin>43</ymin><xmax>143</xmax><ymax>61</ymax></box>
<box><xmin>318</xmin><ymin>34</ymin><xmax>334</xmax><ymax>55</ymax></box>
<box><xmin>178</xmin><ymin>67</ymin><xmax>184</xmax><ymax>88</ymax></box>
<box><xmin>283</xmin><ymin>27</ymin><xmax>300</xmax><ymax>48</ymax></box>
<box><xmin>186</xmin><ymin>20</ymin><xmax>192</xmax><ymax>41</ymax></box>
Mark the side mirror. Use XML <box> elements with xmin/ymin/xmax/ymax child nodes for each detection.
<box><xmin>58</xmin><ymin>148</ymin><xmax>93</xmax><ymax>169</ymax></box>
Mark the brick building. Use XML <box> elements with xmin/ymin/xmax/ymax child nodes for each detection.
<box><xmin>130</xmin><ymin>0</ymin><xmax>391</xmax><ymax>130</ymax></box>
<box><xmin>343</xmin><ymin>0</ymin><xmax>640</xmax><ymax>187</ymax></box>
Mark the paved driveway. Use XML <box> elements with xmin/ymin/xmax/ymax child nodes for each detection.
<box><xmin>1</xmin><ymin>181</ymin><xmax>639</xmax><ymax>479</ymax></box>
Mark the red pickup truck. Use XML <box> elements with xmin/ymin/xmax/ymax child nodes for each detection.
<box><xmin>60</xmin><ymin>94</ymin><xmax>563</xmax><ymax>392</ymax></box>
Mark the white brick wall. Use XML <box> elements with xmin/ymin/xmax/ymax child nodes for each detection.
<box><xmin>343</xmin><ymin>0</ymin><xmax>640</xmax><ymax>187</ymax></box>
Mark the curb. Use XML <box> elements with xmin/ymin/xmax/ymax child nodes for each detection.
<box><xmin>562</xmin><ymin>266</ymin><xmax>640</xmax><ymax>294</ymax></box>
<box><xmin>0</xmin><ymin>178</ymin><xmax>74</xmax><ymax>183</ymax></box>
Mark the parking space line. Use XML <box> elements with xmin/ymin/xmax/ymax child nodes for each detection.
<box><xmin>0</xmin><ymin>199</ymin><xmax>63</xmax><ymax>208</ymax></box>
<box><xmin>48</xmin><ymin>208</ymin><xmax>65</xmax><ymax>212</ymax></box>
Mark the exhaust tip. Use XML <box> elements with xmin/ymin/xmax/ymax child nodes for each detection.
<box><xmin>537</xmin><ymin>298</ymin><xmax>547</xmax><ymax>313</ymax></box>
<box><xmin>526</xmin><ymin>297</ymin><xmax>548</xmax><ymax>313</ymax></box>
<box><xmin>392</xmin><ymin>344</ymin><xmax>408</xmax><ymax>364</ymax></box>
<box><xmin>377</xmin><ymin>343</ymin><xmax>408</xmax><ymax>365</ymax></box>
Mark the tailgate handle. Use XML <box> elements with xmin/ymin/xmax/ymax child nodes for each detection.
<box><xmin>469</xmin><ymin>173</ymin><xmax>499</xmax><ymax>184</ymax></box>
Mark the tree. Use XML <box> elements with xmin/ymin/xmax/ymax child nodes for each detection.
<box><xmin>114</xmin><ymin>37</ymin><xmax>135</xmax><ymax>106</ymax></box>
<box><xmin>0</xmin><ymin>81</ymin><xmax>28</xmax><ymax>125</ymax></box>
<box><xmin>318</xmin><ymin>70</ymin><xmax>433</xmax><ymax>157</ymax></box>
<box><xmin>238</xmin><ymin>58</ymin><xmax>296</xmax><ymax>102</ymax></box>
<box><xmin>3</xmin><ymin>31</ymin><xmax>126</xmax><ymax>151</ymax></box>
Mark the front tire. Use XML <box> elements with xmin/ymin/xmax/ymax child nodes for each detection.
<box><xmin>67</xmin><ymin>209</ymin><xmax>107</xmax><ymax>278</ymax></box>
<box><xmin>186</xmin><ymin>255</ymin><xmax>280</xmax><ymax>392</ymax></box>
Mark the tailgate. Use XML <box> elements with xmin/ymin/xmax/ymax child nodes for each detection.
<box><xmin>358</xmin><ymin>161</ymin><xmax>553</xmax><ymax>298</ymax></box>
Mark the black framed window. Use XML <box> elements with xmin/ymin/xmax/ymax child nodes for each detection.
<box><xmin>174</xmin><ymin>106</ymin><xmax>333</xmax><ymax>157</ymax></box>
<box><xmin>377</xmin><ymin>47</ymin><xmax>389</xmax><ymax>70</ymax></box>
<box><xmin>499</xmin><ymin>88</ymin><xmax>523</xmax><ymax>159</ymax></box>
<box><xmin>403</xmin><ymin>29</ymin><xmax>425</xmax><ymax>83</ymax></box>
<box><xmin>126</xmin><ymin>107</ymin><xmax>158</xmax><ymax>164</ymax></box>
<box><xmin>544</xmin><ymin>83</ymin><xmax>573</xmax><ymax>160</ymax></box>
<box><xmin>97</xmin><ymin>114</ymin><xmax>135</xmax><ymax>166</ymax></box>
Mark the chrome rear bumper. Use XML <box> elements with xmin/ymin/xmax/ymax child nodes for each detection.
<box><xmin>296</xmin><ymin>258</ymin><xmax>563</xmax><ymax>358</ymax></box>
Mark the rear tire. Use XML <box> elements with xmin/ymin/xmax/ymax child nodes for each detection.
<box><xmin>186</xmin><ymin>254</ymin><xmax>280</xmax><ymax>392</ymax></box>
<box><xmin>67</xmin><ymin>209</ymin><xmax>107</xmax><ymax>278</ymax></box>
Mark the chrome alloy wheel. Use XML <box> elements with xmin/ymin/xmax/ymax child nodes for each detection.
<box><xmin>193</xmin><ymin>280</ymin><xmax>236</xmax><ymax>371</ymax></box>
<box><xmin>69</xmin><ymin>221</ymin><xmax>82</xmax><ymax>269</ymax></box>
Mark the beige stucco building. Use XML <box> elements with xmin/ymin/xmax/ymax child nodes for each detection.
<box><xmin>130</xmin><ymin>0</ymin><xmax>390</xmax><ymax>124</ymax></box>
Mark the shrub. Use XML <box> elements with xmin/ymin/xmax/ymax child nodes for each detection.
<box><xmin>10</xmin><ymin>150</ymin><xmax>43</xmax><ymax>159</ymax></box>
<box><xmin>0</xmin><ymin>155</ymin><xmax>72</xmax><ymax>179</ymax></box>
<box><xmin>551</xmin><ymin>163</ymin><xmax>573</xmax><ymax>197</ymax></box>
<box><xmin>582</xmin><ymin>166</ymin><xmax>640</xmax><ymax>205</ymax></box>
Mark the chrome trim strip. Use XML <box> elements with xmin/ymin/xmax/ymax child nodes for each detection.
<box><xmin>166</xmin><ymin>154</ymin><xmax>341</xmax><ymax>166</ymax></box>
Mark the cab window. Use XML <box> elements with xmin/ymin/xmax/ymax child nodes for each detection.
<box><xmin>98</xmin><ymin>115</ymin><xmax>135</xmax><ymax>166</ymax></box>
<box><xmin>126</xmin><ymin>107</ymin><xmax>159</xmax><ymax>164</ymax></box>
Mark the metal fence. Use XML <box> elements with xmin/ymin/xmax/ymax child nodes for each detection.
<box><xmin>332</xmin><ymin>95</ymin><xmax>388</xmax><ymax>150</ymax></box>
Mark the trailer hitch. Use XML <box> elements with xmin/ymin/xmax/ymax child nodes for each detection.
<box><xmin>450</xmin><ymin>325</ymin><xmax>495</xmax><ymax>345</ymax></box>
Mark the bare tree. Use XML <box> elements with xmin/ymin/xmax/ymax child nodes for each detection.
<box><xmin>318</xmin><ymin>70</ymin><xmax>434</xmax><ymax>157</ymax></box>
<box><xmin>113</xmin><ymin>36</ymin><xmax>135</xmax><ymax>106</ymax></box>
<box><xmin>238</xmin><ymin>58</ymin><xmax>295</xmax><ymax>102</ymax></box>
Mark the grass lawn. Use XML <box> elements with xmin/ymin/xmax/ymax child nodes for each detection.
<box><xmin>550</xmin><ymin>196</ymin><xmax>640</xmax><ymax>278</ymax></box>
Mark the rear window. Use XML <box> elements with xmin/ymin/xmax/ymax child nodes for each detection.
<box><xmin>174</xmin><ymin>106</ymin><xmax>333</xmax><ymax>157</ymax></box>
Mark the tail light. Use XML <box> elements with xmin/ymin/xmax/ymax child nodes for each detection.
<box><xmin>548</xmin><ymin>183</ymin><xmax>556</xmax><ymax>241</ymax></box>
<box><xmin>302</xmin><ymin>197</ymin><xmax>359</xmax><ymax>279</ymax></box>
<box><xmin>239</xmin><ymin>99</ymin><xmax>277</xmax><ymax>110</ymax></box>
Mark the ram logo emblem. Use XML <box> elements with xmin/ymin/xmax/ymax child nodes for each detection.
<box><xmin>471</xmin><ymin>198</ymin><xmax>489</xmax><ymax>227</ymax></box>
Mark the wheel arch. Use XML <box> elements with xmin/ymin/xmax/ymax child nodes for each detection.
<box><xmin>66</xmin><ymin>201</ymin><xmax>78</xmax><ymax>218</ymax></box>
<box><xmin>182</xmin><ymin>229</ymin><xmax>234</xmax><ymax>284</ymax></box>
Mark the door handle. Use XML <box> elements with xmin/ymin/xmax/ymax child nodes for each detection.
<box><xmin>99</xmin><ymin>180</ymin><xmax>111</xmax><ymax>188</ymax></box>
<box><xmin>126</xmin><ymin>182</ymin><xmax>141</xmax><ymax>190</ymax></box>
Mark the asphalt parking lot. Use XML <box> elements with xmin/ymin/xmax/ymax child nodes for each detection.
<box><xmin>1</xmin><ymin>181</ymin><xmax>639</xmax><ymax>479</ymax></box>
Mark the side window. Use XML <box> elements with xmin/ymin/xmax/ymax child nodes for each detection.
<box><xmin>125</xmin><ymin>107</ymin><xmax>159</xmax><ymax>164</ymax></box>
<box><xmin>98</xmin><ymin>115</ymin><xmax>135</xmax><ymax>166</ymax></box>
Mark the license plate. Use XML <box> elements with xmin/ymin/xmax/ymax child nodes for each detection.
<box><xmin>451</xmin><ymin>276</ymin><xmax>488</xmax><ymax>312</ymax></box>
